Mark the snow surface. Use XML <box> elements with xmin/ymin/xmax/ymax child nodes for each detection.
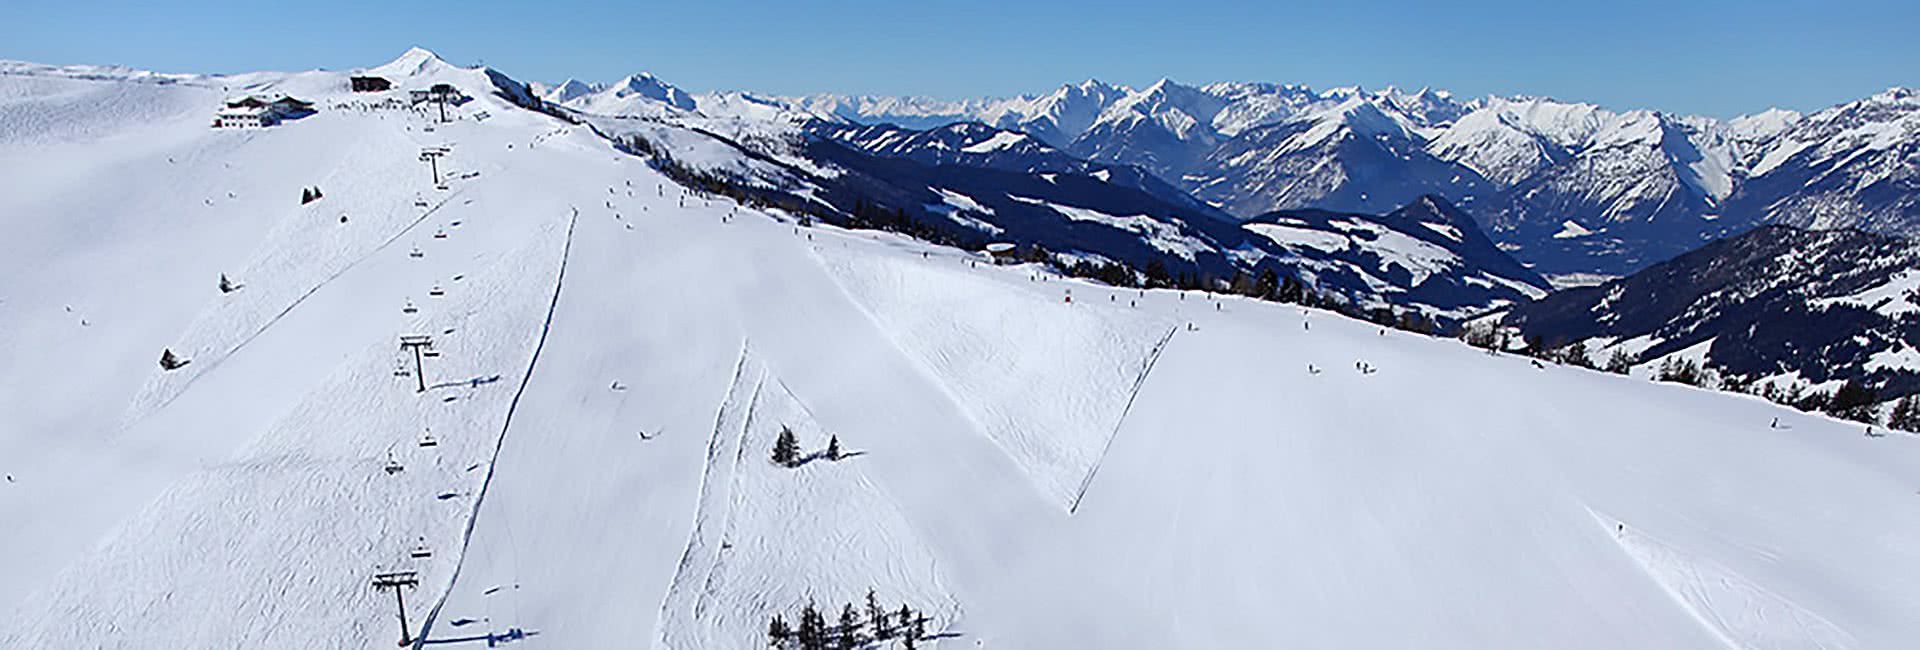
<box><xmin>1811</xmin><ymin>268</ymin><xmax>1920</xmax><ymax>317</ymax></box>
<box><xmin>5</xmin><ymin>51</ymin><xmax>1920</xmax><ymax>650</ymax></box>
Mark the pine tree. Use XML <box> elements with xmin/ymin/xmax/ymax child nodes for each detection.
<box><xmin>837</xmin><ymin>603</ymin><xmax>859</xmax><ymax>649</ymax></box>
<box><xmin>159</xmin><ymin>348</ymin><xmax>186</xmax><ymax>370</ymax></box>
<box><xmin>218</xmin><ymin>273</ymin><xmax>237</xmax><ymax>294</ymax></box>
<box><xmin>906</xmin><ymin>609</ymin><xmax>927</xmax><ymax>643</ymax></box>
<box><xmin>827</xmin><ymin>434</ymin><xmax>842</xmax><ymax>461</ymax></box>
<box><xmin>1890</xmin><ymin>395</ymin><xmax>1920</xmax><ymax>432</ymax></box>
<box><xmin>894</xmin><ymin>605</ymin><xmax>917</xmax><ymax>649</ymax></box>
<box><xmin>1560</xmin><ymin>341</ymin><xmax>1593</xmax><ymax>369</ymax></box>
<box><xmin>797</xmin><ymin>600</ymin><xmax>824</xmax><ymax>650</ymax></box>
<box><xmin>1828</xmin><ymin>379</ymin><xmax>1879</xmax><ymax>423</ymax></box>
<box><xmin>301</xmin><ymin>188</ymin><xmax>313</xmax><ymax>204</ymax></box>
<box><xmin>1604</xmin><ymin>349</ymin><xmax>1634</xmax><ymax>375</ymax></box>
<box><xmin>772</xmin><ymin>425</ymin><xmax>800</xmax><ymax>467</ymax></box>
<box><xmin>1143</xmin><ymin>259</ymin><xmax>1171</xmax><ymax>288</ymax></box>
<box><xmin>769</xmin><ymin>614</ymin><xmax>791</xmax><ymax>648</ymax></box>
<box><xmin>866</xmin><ymin>589</ymin><xmax>892</xmax><ymax>640</ymax></box>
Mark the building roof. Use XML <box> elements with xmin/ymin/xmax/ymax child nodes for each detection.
<box><xmin>224</xmin><ymin>94</ymin><xmax>311</xmax><ymax>109</ymax></box>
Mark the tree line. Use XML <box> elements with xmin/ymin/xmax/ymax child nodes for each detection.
<box><xmin>767</xmin><ymin>589</ymin><xmax>932</xmax><ymax>649</ymax></box>
<box><xmin>1468</xmin><ymin>325</ymin><xmax>1920</xmax><ymax>432</ymax></box>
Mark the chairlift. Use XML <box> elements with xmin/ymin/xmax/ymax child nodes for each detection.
<box><xmin>402</xmin><ymin>300</ymin><xmax>418</xmax><ymax>314</ymax></box>
<box><xmin>410</xmin><ymin>539</ymin><xmax>433</xmax><ymax>559</ymax></box>
<box><xmin>422</xmin><ymin>349</ymin><xmax>441</xmax><ymax>358</ymax></box>
<box><xmin>429</xmin><ymin>285</ymin><xmax>445</xmax><ymax>297</ymax></box>
<box><xmin>409</xmin><ymin>246</ymin><xmax>424</xmax><ymax>258</ymax></box>
<box><xmin>383</xmin><ymin>457</ymin><xmax>404</xmax><ymax>475</ymax></box>
<box><xmin>433</xmin><ymin>230</ymin><xmax>447</xmax><ymax>239</ymax></box>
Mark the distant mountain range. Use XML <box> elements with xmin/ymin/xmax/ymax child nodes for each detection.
<box><xmin>611</xmin><ymin>79</ymin><xmax>1915</xmax><ymax>281</ymax></box>
<box><xmin>573</xmin><ymin>108</ymin><xmax>1549</xmax><ymax>319</ymax></box>
<box><xmin>528</xmin><ymin>64</ymin><xmax>1915</xmax><ymax>316</ymax></box>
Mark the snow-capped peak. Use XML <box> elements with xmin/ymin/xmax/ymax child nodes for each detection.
<box><xmin>563</xmin><ymin>71</ymin><xmax>698</xmax><ymax>114</ymax></box>
<box><xmin>542</xmin><ymin>78</ymin><xmax>599</xmax><ymax>104</ymax></box>
<box><xmin>610</xmin><ymin>73</ymin><xmax>692</xmax><ymax>105</ymax></box>
<box><xmin>1279</xmin><ymin>96</ymin><xmax>1415</xmax><ymax>153</ymax></box>
<box><xmin>368</xmin><ymin>46</ymin><xmax>458</xmax><ymax>79</ymax></box>
<box><xmin>1729</xmin><ymin>107</ymin><xmax>1802</xmax><ymax>143</ymax></box>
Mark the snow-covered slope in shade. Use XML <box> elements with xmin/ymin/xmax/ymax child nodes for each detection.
<box><xmin>1509</xmin><ymin>224</ymin><xmax>1920</xmax><ymax>399</ymax></box>
<box><xmin>3</xmin><ymin>52</ymin><xmax>1920</xmax><ymax>650</ymax></box>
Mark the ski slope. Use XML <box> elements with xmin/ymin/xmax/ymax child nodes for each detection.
<box><xmin>3</xmin><ymin>50</ymin><xmax>1919</xmax><ymax>649</ymax></box>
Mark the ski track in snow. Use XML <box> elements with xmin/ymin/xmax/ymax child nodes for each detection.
<box><xmin>123</xmin><ymin>131</ymin><xmax>477</xmax><ymax>426</ymax></box>
<box><xmin>0</xmin><ymin>213</ymin><xmax>574</xmax><ymax>648</ymax></box>
<box><xmin>814</xmin><ymin>247</ymin><xmax>1175</xmax><ymax>510</ymax></box>
<box><xmin>1595</xmin><ymin>510</ymin><xmax>1856</xmax><ymax>650</ymax></box>
<box><xmin>1070</xmin><ymin>324</ymin><xmax>1178</xmax><ymax>514</ymax></box>
<box><xmin>411</xmin><ymin>208</ymin><xmax>578</xmax><ymax>648</ymax></box>
<box><xmin>656</xmin><ymin>349</ymin><xmax>958</xmax><ymax>649</ymax></box>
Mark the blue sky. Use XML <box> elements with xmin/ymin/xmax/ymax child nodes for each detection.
<box><xmin>6</xmin><ymin>0</ymin><xmax>1915</xmax><ymax>117</ymax></box>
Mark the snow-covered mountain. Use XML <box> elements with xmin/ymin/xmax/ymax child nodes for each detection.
<box><xmin>1242</xmin><ymin>195</ymin><xmax>1549</xmax><ymax>313</ymax></box>
<box><xmin>1722</xmin><ymin>88</ymin><xmax>1920</xmax><ymax>234</ymax></box>
<box><xmin>1507</xmin><ymin>224</ymin><xmax>1920</xmax><ymax>400</ymax></box>
<box><xmin>6</xmin><ymin>47</ymin><xmax>1920</xmax><ymax>650</ymax></box>
<box><xmin>777</xmin><ymin>79</ymin><xmax>1920</xmax><ymax>279</ymax></box>
<box><xmin>809</xmin><ymin>120</ymin><xmax>1221</xmax><ymax>216</ymax></box>
<box><xmin>553</xmin><ymin>71</ymin><xmax>697</xmax><ymax>116</ymax></box>
<box><xmin>1191</xmin><ymin>97</ymin><xmax>1493</xmax><ymax>218</ymax></box>
<box><xmin>547</xmin><ymin>79</ymin><xmax>1543</xmax><ymax>319</ymax></box>
<box><xmin>537</xmin><ymin>78</ymin><xmax>599</xmax><ymax>104</ymax></box>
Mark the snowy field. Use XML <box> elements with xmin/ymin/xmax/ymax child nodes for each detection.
<box><xmin>3</xmin><ymin>50</ymin><xmax>1919</xmax><ymax>649</ymax></box>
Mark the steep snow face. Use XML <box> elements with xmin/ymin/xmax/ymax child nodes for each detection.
<box><xmin>1005</xmin><ymin>79</ymin><xmax>1125</xmax><ymax>146</ymax></box>
<box><xmin>1426</xmin><ymin>108</ymin><xmax>1567</xmax><ymax>188</ymax></box>
<box><xmin>1729</xmin><ymin>107</ymin><xmax>1803</xmax><ymax>164</ymax></box>
<box><xmin>1725</xmin><ymin>87</ymin><xmax>1920</xmax><ymax>234</ymax></box>
<box><xmin>1067</xmin><ymin>78</ymin><xmax>1229</xmax><ymax>178</ymax></box>
<box><xmin>8</xmin><ymin>55</ymin><xmax>1920</xmax><ymax>650</ymax></box>
<box><xmin>1191</xmin><ymin>99</ymin><xmax>1492</xmax><ymax>219</ymax></box>
<box><xmin>1200</xmin><ymin>82</ymin><xmax>1330</xmax><ymax>136</ymax></box>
